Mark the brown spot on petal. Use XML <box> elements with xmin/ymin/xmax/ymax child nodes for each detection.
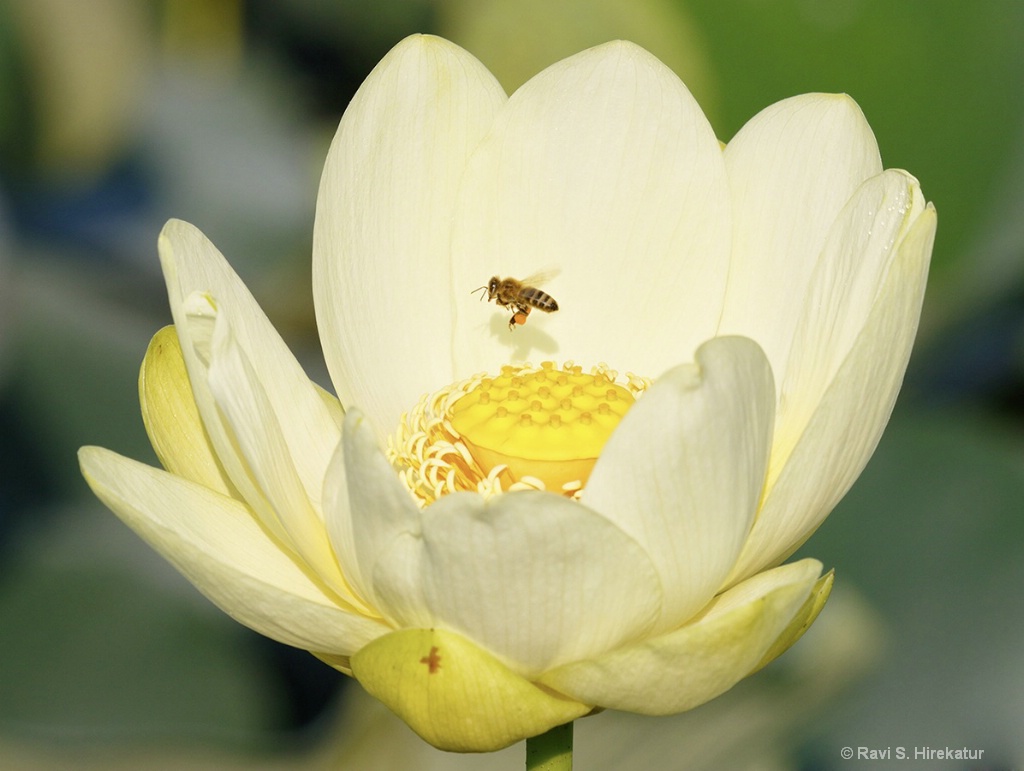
<box><xmin>420</xmin><ymin>646</ymin><xmax>441</xmax><ymax>674</ymax></box>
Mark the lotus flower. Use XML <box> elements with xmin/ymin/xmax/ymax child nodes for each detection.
<box><xmin>79</xmin><ymin>35</ymin><xmax>935</xmax><ymax>753</ymax></box>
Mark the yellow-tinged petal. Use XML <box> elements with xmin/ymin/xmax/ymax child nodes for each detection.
<box><xmin>450</xmin><ymin>39</ymin><xmax>730</xmax><ymax>380</ymax></box>
<box><xmin>751</xmin><ymin>569</ymin><xmax>834</xmax><ymax>674</ymax></box>
<box><xmin>719</xmin><ymin>93</ymin><xmax>883</xmax><ymax>383</ymax></box>
<box><xmin>582</xmin><ymin>336</ymin><xmax>773</xmax><ymax>632</ymax></box>
<box><xmin>139</xmin><ymin>325</ymin><xmax>234</xmax><ymax>497</ymax></box>
<box><xmin>727</xmin><ymin>203</ymin><xmax>936</xmax><ymax>583</ymax></box>
<box><xmin>313</xmin><ymin>34</ymin><xmax>507</xmax><ymax>442</ymax></box>
<box><xmin>351</xmin><ymin>627</ymin><xmax>590</xmax><ymax>753</ymax></box>
<box><xmin>78</xmin><ymin>446</ymin><xmax>390</xmax><ymax>656</ymax></box>
<box><xmin>159</xmin><ymin>219</ymin><xmax>342</xmax><ymax>512</ymax></box>
<box><xmin>538</xmin><ymin>559</ymin><xmax>822</xmax><ymax>714</ymax></box>
<box><xmin>138</xmin><ymin>318</ymin><xmax>338</xmax><ymax>506</ymax></box>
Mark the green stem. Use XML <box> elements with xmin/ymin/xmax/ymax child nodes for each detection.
<box><xmin>526</xmin><ymin>721</ymin><xmax>574</xmax><ymax>771</ymax></box>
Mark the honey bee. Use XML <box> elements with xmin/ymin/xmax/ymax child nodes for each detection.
<box><xmin>474</xmin><ymin>271</ymin><xmax>559</xmax><ymax>330</ymax></box>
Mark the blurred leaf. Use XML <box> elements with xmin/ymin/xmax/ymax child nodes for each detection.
<box><xmin>138</xmin><ymin>58</ymin><xmax>319</xmax><ymax>274</ymax></box>
<box><xmin>798</xmin><ymin>407</ymin><xmax>1024</xmax><ymax>762</ymax></box>
<box><xmin>807</xmin><ymin>409</ymin><xmax>1024</xmax><ymax>598</ymax></box>
<box><xmin>9</xmin><ymin>257</ymin><xmax>158</xmax><ymax>498</ymax></box>
<box><xmin>0</xmin><ymin>2</ymin><xmax>34</xmax><ymax>175</ymax></box>
<box><xmin>0</xmin><ymin>504</ymin><xmax>285</xmax><ymax>747</ymax></box>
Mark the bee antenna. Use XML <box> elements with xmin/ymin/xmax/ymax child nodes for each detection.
<box><xmin>471</xmin><ymin>285</ymin><xmax>487</xmax><ymax>300</ymax></box>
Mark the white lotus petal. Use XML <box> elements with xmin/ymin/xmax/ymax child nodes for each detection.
<box><xmin>78</xmin><ymin>36</ymin><xmax>937</xmax><ymax>744</ymax></box>
<box><xmin>313</xmin><ymin>35</ymin><xmax>507</xmax><ymax>440</ymax></box>
<box><xmin>175</xmin><ymin>289</ymin><xmax>279</xmax><ymax>539</ymax></box>
<box><xmin>324</xmin><ymin>409</ymin><xmax>423</xmax><ymax>614</ymax></box>
<box><xmin>159</xmin><ymin>219</ymin><xmax>341</xmax><ymax>513</ymax></box>
<box><xmin>583</xmin><ymin>336</ymin><xmax>773</xmax><ymax>631</ymax></box>
<box><xmin>727</xmin><ymin>203</ymin><xmax>936</xmax><ymax>584</ymax></box>
<box><xmin>331</xmin><ymin>409</ymin><xmax>662</xmax><ymax>675</ymax></box>
<box><xmin>79</xmin><ymin>447</ymin><xmax>390</xmax><ymax>656</ymax></box>
<box><xmin>719</xmin><ymin>94</ymin><xmax>883</xmax><ymax>385</ymax></box>
<box><xmin>539</xmin><ymin>559</ymin><xmax>821</xmax><ymax>713</ymax></box>
<box><xmin>371</xmin><ymin>491</ymin><xmax>663</xmax><ymax>678</ymax></box>
<box><xmin>773</xmin><ymin>170</ymin><xmax>927</xmax><ymax>469</ymax></box>
<box><xmin>198</xmin><ymin>301</ymin><xmax>363</xmax><ymax>605</ymax></box>
<box><xmin>450</xmin><ymin>40</ymin><xmax>731</xmax><ymax>379</ymax></box>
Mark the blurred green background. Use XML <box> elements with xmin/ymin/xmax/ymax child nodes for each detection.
<box><xmin>1</xmin><ymin>1</ymin><xmax>1021</xmax><ymax>768</ymax></box>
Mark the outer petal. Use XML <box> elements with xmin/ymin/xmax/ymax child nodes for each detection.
<box><xmin>78</xmin><ymin>446</ymin><xmax>390</xmax><ymax>656</ymax></box>
<box><xmin>450</xmin><ymin>40</ymin><xmax>731</xmax><ymax>379</ymax></box>
<box><xmin>333</xmin><ymin>411</ymin><xmax>663</xmax><ymax>677</ymax></box>
<box><xmin>313</xmin><ymin>34</ymin><xmax>507</xmax><ymax>440</ymax></box>
<box><xmin>727</xmin><ymin>203</ymin><xmax>936</xmax><ymax>583</ymax></box>
<box><xmin>159</xmin><ymin>219</ymin><xmax>341</xmax><ymax>512</ymax></box>
<box><xmin>351</xmin><ymin>628</ymin><xmax>590</xmax><ymax>753</ymax></box>
<box><xmin>139</xmin><ymin>325</ymin><xmax>234</xmax><ymax>497</ymax></box>
<box><xmin>140</xmin><ymin>326</ymin><xmax>344</xmax><ymax>498</ymax></box>
<box><xmin>751</xmin><ymin>569</ymin><xmax>834</xmax><ymax>674</ymax></box>
<box><xmin>538</xmin><ymin>559</ymin><xmax>823</xmax><ymax>713</ymax></box>
<box><xmin>719</xmin><ymin>94</ymin><xmax>883</xmax><ymax>384</ymax></box>
<box><xmin>772</xmin><ymin>171</ymin><xmax>928</xmax><ymax>471</ymax></box>
<box><xmin>582</xmin><ymin>336</ymin><xmax>774</xmax><ymax>631</ymax></box>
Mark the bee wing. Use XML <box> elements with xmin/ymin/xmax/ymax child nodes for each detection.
<box><xmin>520</xmin><ymin>269</ymin><xmax>560</xmax><ymax>287</ymax></box>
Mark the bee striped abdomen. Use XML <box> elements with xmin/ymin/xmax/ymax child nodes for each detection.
<box><xmin>519</xmin><ymin>286</ymin><xmax>558</xmax><ymax>313</ymax></box>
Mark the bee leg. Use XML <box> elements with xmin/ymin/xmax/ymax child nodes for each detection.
<box><xmin>509</xmin><ymin>305</ymin><xmax>531</xmax><ymax>330</ymax></box>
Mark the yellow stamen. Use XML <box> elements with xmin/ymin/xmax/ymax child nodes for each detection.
<box><xmin>450</xmin><ymin>362</ymin><xmax>634</xmax><ymax>492</ymax></box>
<box><xmin>387</xmin><ymin>362</ymin><xmax>648</xmax><ymax>507</ymax></box>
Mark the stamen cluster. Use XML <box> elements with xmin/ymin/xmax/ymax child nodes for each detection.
<box><xmin>387</xmin><ymin>361</ymin><xmax>650</xmax><ymax>507</ymax></box>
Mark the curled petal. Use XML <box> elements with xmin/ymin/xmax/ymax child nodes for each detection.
<box><xmin>751</xmin><ymin>569</ymin><xmax>834</xmax><ymax>674</ymax></box>
<box><xmin>159</xmin><ymin>219</ymin><xmax>341</xmax><ymax>512</ymax></box>
<box><xmin>727</xmin><ymin>202</ymin><xmax>936</xmax><ymax>583</ymax></box>
<box><xmin>194</xmin><ymin>300</ymin><xmax>362</xmax><ymax>605</ymax></box>
<box><xmin>773</xmin><ymin>170</ymin><xmax>929</xmax><ymax>465</ymax></box>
